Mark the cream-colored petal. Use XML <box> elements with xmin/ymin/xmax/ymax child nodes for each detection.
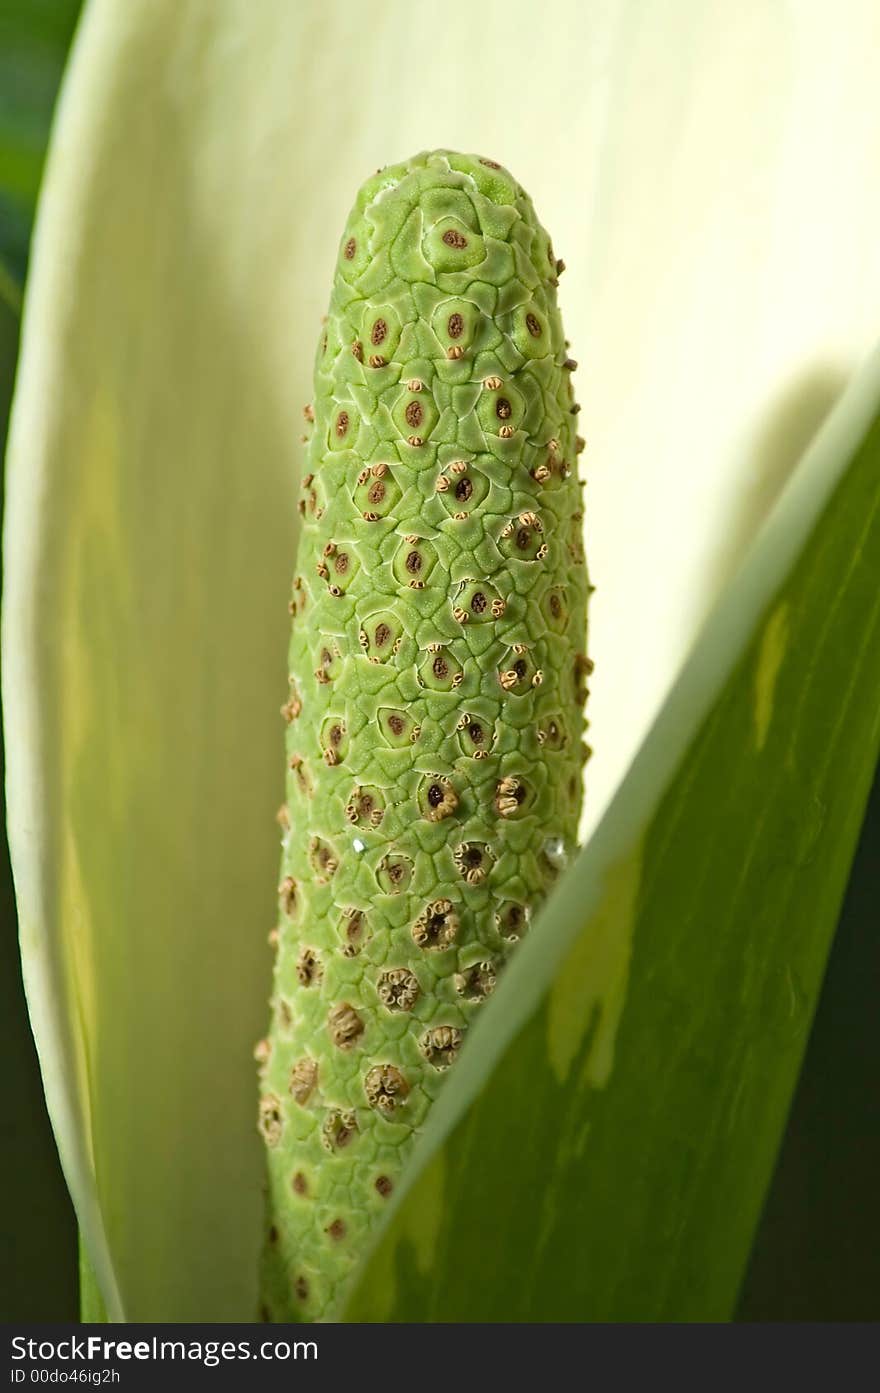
<box><xmin>5</xmin><ymin>0</ymin><xmax>880</xmax><ymax>1319</ymax></box>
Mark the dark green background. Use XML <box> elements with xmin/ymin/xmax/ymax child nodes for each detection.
<box><xmin>0</xmin><ymin>0</ymin><xmax>83</xmax><ymax>1323</ymax></box>
<box><xmin>0</xmin><ymin>0</ymin><xmax>876</xmax><ymax>1322</ymax></box>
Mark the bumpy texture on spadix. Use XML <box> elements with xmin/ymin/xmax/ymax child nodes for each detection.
<box><xmin>258</xmin><ymin>150</ymin><xmax>590</xmax><ymax>1320</ymax></box>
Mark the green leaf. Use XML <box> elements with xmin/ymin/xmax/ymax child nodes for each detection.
<box><xmin>0</xmin><ymin>0</ymin><xmax>82</xmax><ymax>284</ymax></box>
<box><xmin>739</xmin><ymin>758</ymin><xmax>880</xmax><ymax>1319</ymax></box>
<box><xmin>343</xmin><ymin>348</ymin><xmax>880</xmax><ymax>1321</ymax></box>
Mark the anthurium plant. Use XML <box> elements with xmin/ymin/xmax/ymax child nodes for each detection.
<box><xmin>2</xmin><ymin>0</ymin><xmax>879</xmax><ymax>1323</ymax></box>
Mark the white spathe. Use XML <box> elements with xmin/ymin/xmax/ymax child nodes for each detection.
<box><xmin>3</xmin><ymin>0</ymin><xmax>880</xmax><ymax>1320</ymax></box>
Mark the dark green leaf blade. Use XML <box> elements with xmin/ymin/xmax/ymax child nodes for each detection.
<box><xmin>0</xmin><ymin>0</ymin><xmax>82</xmax><ymax>284</ymax></box>
<box><xmin>739</xmin><ymin>755</ymin><xmax>880</xmax><ymax>1319</ymax></box>
<box><xmin>343</xmin><ymin>347</ymin><xmax>880</xmax><ymax>1322</ymax></box>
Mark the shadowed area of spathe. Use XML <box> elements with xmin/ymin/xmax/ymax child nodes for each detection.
<box><xmin>707</xmin><ymin>364</ymin><xmax>850</xmax><ymax>599</ymax></box>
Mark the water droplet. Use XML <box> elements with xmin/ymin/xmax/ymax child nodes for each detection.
<box><xmin>352</xmin><ymin>837</ymin><xmax>367</xmax><ymax>854</ymax></box>
<box><xmin>543</xmin><ymin>836</ymin><xmax>567</xmax><ymax>869</ymax></box>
